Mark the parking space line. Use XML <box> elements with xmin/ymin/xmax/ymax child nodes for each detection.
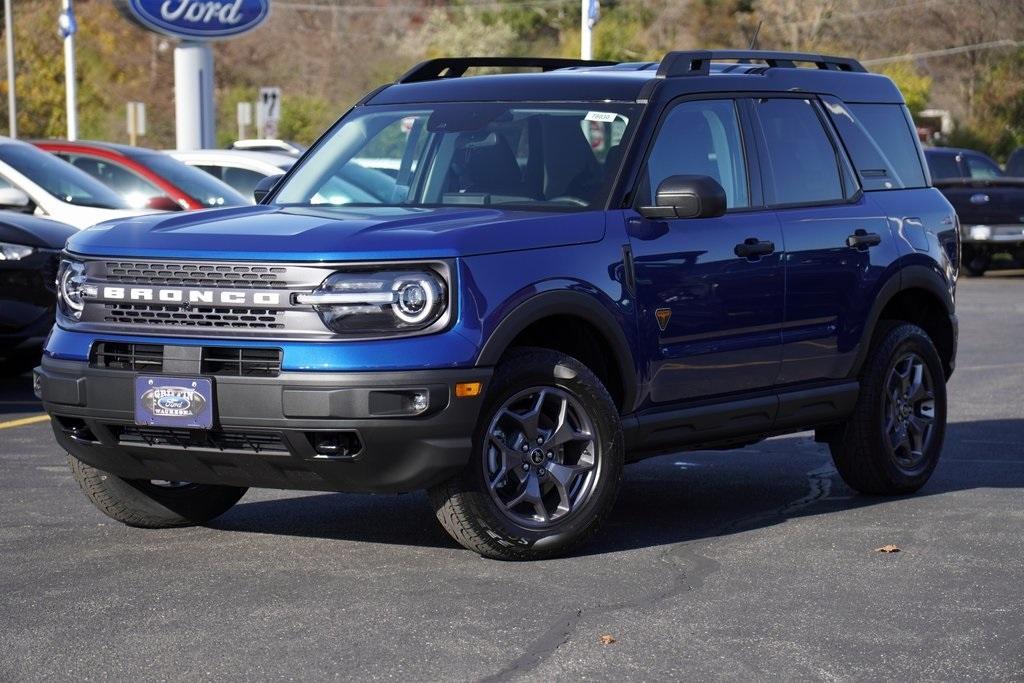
<box><xmin>0</xmin><ymin>414</ymin><xmax>50</xmax><ymax>430</ymax></box>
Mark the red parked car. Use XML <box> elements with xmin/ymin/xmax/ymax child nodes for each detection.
<box><xmin>32</xmin><ymin>140</ymin><xmax>247</xmax><ymax>211</ymax></box>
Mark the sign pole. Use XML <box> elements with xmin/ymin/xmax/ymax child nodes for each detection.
<box><xmin>4</xmin><ymin>0</ymin><xmax>15</xmax><ymax>137</ymax></box>
<box><xmin>174</xmin><ymin>41</ymin><xmax>215</xmax><ymax>150</ymax></box>
<box><xmin>60</xmin><ymin>0</ymin><xmax>78</xmax><ymax>140</ymax></box>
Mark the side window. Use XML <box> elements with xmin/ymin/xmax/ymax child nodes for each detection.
<box><xmin>926</xmin><ymin>152</ymin><xmax>962</xmax><ymax>180</ymax></box>
<box><xmin>60</xmin><ymin>153</ymin><xmax>165</xmax><ymax>205</ymax></box>
<box><xmin>965</xmin><ymin>154</ymin><xmax>1003</xmax><ymax>179</ymax></box>
<box><xmin>221</xmin><ymin>167</ymin><xmax>266</xmax><ymax>197</ymax></box>
<box><xmin>754</xmin><ymin>98</ymin><xmax>845</xmax><ymax>206</ymax></box>
<box><xmin>847</xmin><ymin>103</ymin><xmax>927</xmax><ymax>188</ymax></box>
<box><xmin>642</xmin><ymin>99</ymin><xmax>749</xmax><ymax>209</ymax></box>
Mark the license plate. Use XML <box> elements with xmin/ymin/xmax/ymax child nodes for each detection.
<box><xmin>135</xmin><ymin>376</ymin><xmax>214</xmax><ymax>429</ymax></box>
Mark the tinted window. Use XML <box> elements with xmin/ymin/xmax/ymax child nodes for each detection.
<box><xmin>56</xmin><ymin>153</ymin><xmax>166</xmax><ymax>209</ymax></box>
<box><xmin>965</xmin><ymin>153</ymin><xmax>1003</xmax><ymax>179</ymax></box>
<box><xmin>220</xmin><ymin>167</ymin><xmax>266</xmax><ymax>197</ymax></box>
<box><xmin>643</xmin><ymin>99</ymin><xmax>748</xmax><ymax>209</ymax></box>
<box><xmin>755</xmin><ymin>98</ymin><xmax>844</xmax><ymax>205</ymax></box>
<box><xmin>848</xmin><ymin>103</ymin><xmax>927</xmax><ymax>188</ymax></box>
<box><xmin>925</xmin><ymin>151</ymin><xmax>962</xmax><ymax>180</ymax></box>
<box><xmin>0</xmin><ymin>143</ymin><xmax>129</xmax><ymax>208</ymax></box>
<box><xmin>134</xmin><ymin>153</ymin><xmax>247</xmax><ymax>207</ymax></box>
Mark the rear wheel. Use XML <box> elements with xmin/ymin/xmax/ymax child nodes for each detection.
<box><xmin>68</xmin><ymin>454</ymin><xmax>247</xmax><ymax>528</ymax></box>
<box><xmin>829</xmin><ymin>322</ymin><xmax>947</xmax><ymax>494</ymax></box>
<box><xmin>428</xmin><ymin>348</ymin><xmax>623</xmax><ymax>560</ymax></box>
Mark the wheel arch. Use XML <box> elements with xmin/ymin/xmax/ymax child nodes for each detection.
<box><xmin>853</xmin><ymin>265</ymin><xmax>957</xmax><ymax>378</ymax></box>
<box><xmin>476</xmin><ymin>291</ymin><xmax>638</xmax><ymax>414</ymax></box>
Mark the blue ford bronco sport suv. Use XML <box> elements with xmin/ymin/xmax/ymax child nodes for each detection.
<box><xmin>37</xmin><ymin>51</ymin><xmax>959</xmax><ymax>560</ymax></box>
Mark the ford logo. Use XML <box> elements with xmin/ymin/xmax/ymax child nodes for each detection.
<box><xmin>117</xmin><ymin>0</ymin><xmax>270</xmax><ymax>40</ymax></box>
<box><xmin>157</xmin><ymin>395</ymin><xmax>191</xmax><ymax>411</ymax></box>
<box><xmin>970</xmin><ymin>193</ymin><xmax>990</xmax><ymax>205</ymax></box>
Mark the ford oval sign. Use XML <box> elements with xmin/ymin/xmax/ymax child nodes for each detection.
<box><xmin>118</xmin><ymin>0</ymin><xmax>270</xmax><ymax>40</ymax></box>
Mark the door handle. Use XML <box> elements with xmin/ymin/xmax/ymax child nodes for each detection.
<box><xmin>846</xmin><ymin>229</ymin><xmax>882</xmax><ymax>249</ymax></box>
<box><xmin>734</xmin><ymin>237</ymin><xmax>775</xmax><ymax>259</ymax></box>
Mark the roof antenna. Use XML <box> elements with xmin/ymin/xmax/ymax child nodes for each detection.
<box><xmin>748</xmin><ymin>20</ymin><xmax>762</xmax><ymax>50</ymax></box>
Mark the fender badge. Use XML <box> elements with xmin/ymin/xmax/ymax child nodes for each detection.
<box><xmin>655</xmin><ymin>308</ymin><xmax>672</xmax><ymax>331</ymax></box>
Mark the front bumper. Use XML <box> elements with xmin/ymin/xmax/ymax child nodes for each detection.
<box><xmin>961</xmin><ymin>224</ymin><xmax>1024</xmax><ymax>246</ymax></box>
<box><xmin>36</xmin><ymin>356</ymin><xmax>490</xmax><ymax>493</ymax></box>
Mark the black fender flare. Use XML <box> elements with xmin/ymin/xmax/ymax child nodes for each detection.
<box><xmin>850</xmin><ymin>264</ymin><xmax>956</xmax><ymax>377</ymax></box>
<box><xmin>476</xmin><ymin>290</ymin><xmax>638</xmax><ymax>412</ymax></box>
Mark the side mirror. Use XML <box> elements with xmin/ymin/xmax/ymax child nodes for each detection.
<box><xmin>253</xmin><ymin>174</ymin><xmax>284</xmax><ymax>204</ymax></box>
<box><xmin>0</xmin><ymin>187</ymin><xmax>31</xmax><ymax>210</ymax></box>
<box><xmin>146</xmin><ymin>196</ymin><xmax>185</xmax><ymax>212</ymax></box>
<box><xmin>639</xmin><ymin>175</ymin><xmax>727</xmax><ymax>219</ymax></box>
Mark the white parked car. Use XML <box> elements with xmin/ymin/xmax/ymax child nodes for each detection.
<box><xmin>170</xmin><ymin>149</ymin><xmax>398</xmax><ymax>205</ymax></box>
<box><xmin>0</xmin><ymin>137</ymin><xmax>155</xmax><ymax>229</ymax></box>
<box><xmin>166</xmin><ymin>149</ymin><xmax>295</xmax><ymax>199</ymax></box>
<box><xmin>229</xmin><ymin>138</ymin><xmax>306</xmax><ymax>156</ymax></box>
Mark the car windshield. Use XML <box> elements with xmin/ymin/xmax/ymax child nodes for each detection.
<box><xmin>0</xmin><ymin>143</ymin><xmax>129</xmax><ymax>209</ymax></box>
<box><xmin>136</xmin><ymin>153</ymin><xmax>248</xmax><ymax>207</ymax></box>
<box><xmin>275</xmin><ymin>102</ymin><xmax>640</xmax><ymax>211</ymax></box>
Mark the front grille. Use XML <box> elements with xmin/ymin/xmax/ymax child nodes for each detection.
<box><xmin>102</xmin><ymin>304</ymin><xmax>285</xmax><ymax>330</ymax></box>
<box><xmin>201</xmin><ymin>347</ymin><xmax>282</xmax><ymax>377</ymax></box>
<box><xmin>91</xmin><ymin>342</ymin><xmax>164</xmax><ymax>372</ymax></box>
<box><xmin>90</xmin><ymin>342</ymin><xmax>282</xmax><ymax>377</ymax></box>
<box><xmin>103</xmin><ymin>261</ymin><xmax>287</xmax><ymax>288</ymax></box>
<box><xmin>112</xmin><ymin>425</ymin><xmax>288</xmax><ymax>454</ymax></box>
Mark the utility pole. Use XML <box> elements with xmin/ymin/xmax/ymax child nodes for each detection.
<box><xmin>59</xmin><ymin>0</ymin><xmax>77</xmax><ymax>140</ymax></box>
<box><xmin>4</xmin><ymin>0</ymin><xmax>16</xmax><ymax>137</ymax></box>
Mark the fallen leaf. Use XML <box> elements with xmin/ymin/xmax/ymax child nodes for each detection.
<box><xmin>599</xmin><ymin>634</ymin><xmax>616</xmax><ymax>645</ymax></box>
<box><xmin>875</xmin><ymin>544</ymin><xmax>901</xmax><ymax>553</ymax></box>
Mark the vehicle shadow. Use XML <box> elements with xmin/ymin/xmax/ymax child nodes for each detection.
<box><xmin>0</xmin><ymin>372</ymin><xmax>42</xmax><ymax>417</ymax></box>
<box><xmin>210</xmin><ymin>419</ymin><xmax>1024</xmax><ymax>556</ymax></box>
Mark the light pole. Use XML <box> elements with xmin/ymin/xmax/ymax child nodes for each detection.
<box><xmin>59</xmin><ymin>0</ymin><xmax>77</xmax><ymax>140</ymax></box>
<box><xmin>580</xmin><ymin>0</ymin><xmax>591</xmax><ymax>60</ymax></box>
<box><xmin>4</xmin><ymin>0</ymin><xmax>15</xmax><ymax>137</ymax></box>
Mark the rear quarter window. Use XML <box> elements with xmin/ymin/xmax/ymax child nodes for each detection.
<box><xmin>846</xmin><ymin>103</ymin><xmax>927</xmax><ymax>189</ymax></box>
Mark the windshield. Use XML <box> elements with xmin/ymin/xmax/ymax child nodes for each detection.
<box><xmin>136</xmin><ymin>153</ymin><xmax>248</xmax><ymax>207</ymax></box>
<box><xmin>275</xmin><ymin>102</ymin><xmax>640</xmax><ymax>211</ymax></box>
<box><xmin>0</xmin><ymin>143</ymin><xmax>129</xmax><ymax>209</ymax></box>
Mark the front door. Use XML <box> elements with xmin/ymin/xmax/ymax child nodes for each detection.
<box><xmin>627</xmin><ymin>98</ymin><xmax>784</xmax><ymax>405</ymax></box>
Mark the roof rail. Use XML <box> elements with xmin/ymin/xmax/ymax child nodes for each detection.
<box><xmin>656</xmin><ymin>50</ymin><xmax>867</xmax><ymax>78</ymax></box>
<box><xmin>397</xmin><ymin>57</ymin><xmax>618</xmax><ymax>83</ymax></box>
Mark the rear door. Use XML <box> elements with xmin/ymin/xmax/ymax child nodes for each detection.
<box><xmin>627</xmin><ymin>97</ymin><xmax>785</xmax><ymax>404</ymax></box>
<box><xmin>750</xmin><ymin>96</ymin><xmax>896</xmax><ymax>384</ymax></box>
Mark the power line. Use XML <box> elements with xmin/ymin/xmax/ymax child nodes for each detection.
<box><xmin>273</xmin><ymin>0</ymin><xmax>572</xmax><ymax>12</ymax></box>
<box><xmin>863</xmin><ymin>39</ymin><xmax>1023</xmax><ymax>65</ymax></box>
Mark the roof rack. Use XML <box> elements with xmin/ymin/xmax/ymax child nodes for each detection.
<box><xmin>397</xmin><ymin>57</ymin><xmax>618</xmax><ymax>83</ymax></box>
<box><xmin>656</xmin><ymin>50</ymin><xmax>867</xmax><ymax>78</ymax></box>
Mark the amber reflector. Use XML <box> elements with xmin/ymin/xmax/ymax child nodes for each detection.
<box><xmin>455</xmin><ymin>382</ymin><xmax>482</xmax><ymax>398</ymax></box>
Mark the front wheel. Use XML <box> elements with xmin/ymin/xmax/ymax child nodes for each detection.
<box><xmin>829</xmin><ymin>322</ymin><xmax>947</xmax><ymax>495</ymax></box>
<box><xmin>428</xmin><ymin>348</ymin><xmax>624</xmax><ymax>560</ymax></box>
<box><xmin>69</xmin><ymin>455</ymin><xmax>247</xmax><ymax>528</ymax></box>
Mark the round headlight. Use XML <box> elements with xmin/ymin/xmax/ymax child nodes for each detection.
<box><xmin>393</xmin><ymin>277</ymin><xmax>439</xmax><ymax>324</ymax></box>
<box><xmin>58</xmin><ymin>260</ymin><xmax>87</xmax><ymax>319</ymax></box>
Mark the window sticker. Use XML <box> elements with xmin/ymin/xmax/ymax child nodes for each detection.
<box><xmin>585</xmin><ymin>111</ymin><xmax>618</xmax><ymax>123</ymax></box>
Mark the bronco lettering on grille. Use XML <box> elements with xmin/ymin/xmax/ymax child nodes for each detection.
<box><xmin>97</xmin><ymin>286</ymin><xmax>282</xmax><ymax>306</ymax></box>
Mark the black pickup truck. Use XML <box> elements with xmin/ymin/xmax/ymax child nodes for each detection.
<box><xmin>925</xmin><ymin>147</ymin><xmax>1024</xmax><ymax>276</ymax></box>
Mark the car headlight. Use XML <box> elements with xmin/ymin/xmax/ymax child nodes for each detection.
<box><xmin>0</xmin><ymin>242</ymin><xmax>34</xmax><ymax>260</ymax></box>
<box><xmin>294</xmin><ymin>267</ymin><xmax>449</xmax><ymax>336</ymax></box>
<box><xmin>57</xmin><ymin>259</ymin><xmax>92</xmax><ymax>320</ymax></box>
<box><xmin>968</xmin><ymin>225</ymin><xmax>991</xmax><ymax>241</ymax></box>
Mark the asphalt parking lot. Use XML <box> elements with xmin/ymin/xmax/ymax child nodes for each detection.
<box><xmin>2</xmin><ymin>276</ymin><xmax>1023</xmax><ymax>681</ymax></box>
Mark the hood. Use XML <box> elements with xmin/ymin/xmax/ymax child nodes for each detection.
<box><xmin>0</xmin><ymin>211</ymin><xmax>77</xmax><ymax>248</ymax></box>
<box><xmin>66</xmin><ymin>204</ymin><xmax>606</xmax><ymax>261</ymax></box>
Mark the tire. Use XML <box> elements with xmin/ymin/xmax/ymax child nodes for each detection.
<box><xmin>961</xmin><ymin>246</ymin><xmax>989</xmax><ymax>277</ymax></box>
<box><xmin>68</xmin><ymin>454</ymin><xmax>247</xmax><ymax>528</ymax></box>
<box><xmin>428</xmin><ymin>347</ymin><xmax>624</xmax><ymax>560</ymax></box>
<box><xmin>829</xmin><ymin>322</ymin><xmax>947</xmax><ymax>495</ymax></box>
